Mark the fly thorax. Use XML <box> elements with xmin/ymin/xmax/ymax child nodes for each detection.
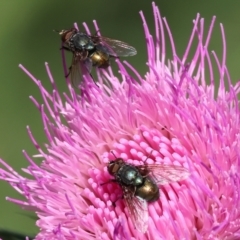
<box><xmin>119</xmin><ymin>165</ymin><xmax>143</xmax><ymax>186</ymax></box>
<box><xmin>125</xmin><ymin>170</ymin><xmax>137</xmax><ymax>182</ymax></box>
<box><xmin>72</xmin><ymin>34</ymin><xmax>94</xmax><ymax>51</ymax></box>
<box><xmin>134</xmin><ymin>176</ymin><xmax>143</xmax><ymax>186</ymax></box>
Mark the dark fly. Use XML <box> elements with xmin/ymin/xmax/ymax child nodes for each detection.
<box><xmin>57</xmin><ymin>27</ymin><xmax>137</xmax><ymax>87</ymax></box>
<box><xmin>104</xmin><ymin>153</ymin><xmax>190</xmax><ymax>233</ymax></box>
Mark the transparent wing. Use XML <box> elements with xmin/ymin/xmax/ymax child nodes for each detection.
<box><xmin>82</xmin><ymin>57</ymin><xmax>93</xmax><ymax>73</ymax></box>
<box><xmin>139</xmin><ymin>164</ymin><xmax>190</xmax><ymax>185</ymax></box>
<box><xmin>70</xmin><ymin>55</ymin><xmax>92</xmax><ymax>87</ymax></box>
<box><xmin>122</xmin><ymin>186</ymin><xmax>148</xmax><ymax>233</ymax></box>
<box><xmin>69</xmin><ymin>56</ymin><xmax>83</xmax><ymax>87</ymax></box>
<box><xmin>93</xmin><ymin>36</ymin><xmax>137</xmax><ymax>57</ymax></box>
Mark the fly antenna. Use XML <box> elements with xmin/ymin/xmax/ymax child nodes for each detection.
<box><xmin>110</xmin><ymin>150</ymin><xmax>118</xmax><ymax>159</ymax></box>
<box><xmin>143</xmin><ymin>150</ymin><xmax>154</xmax><ymax>164</ymax></box>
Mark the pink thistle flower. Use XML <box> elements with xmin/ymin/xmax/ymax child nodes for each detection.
<box><xmin>1</xmin><ymin>2</ymin><xmax>240</xmax><ymax>239</ymax></box>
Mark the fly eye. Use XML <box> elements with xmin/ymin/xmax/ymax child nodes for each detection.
<box><xmin>107</xmin><ymin>164</ymin><xmax>114</xmax><ymax>174</ymax></box>
<box><xmin>107</xmin><ymin>161</ymin><xmax>114</xmax><ymax>169</ymax></box>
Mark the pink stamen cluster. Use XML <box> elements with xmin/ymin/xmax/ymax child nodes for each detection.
<box><xmin>0</xmin><ymin>2</ymin><xmax>240</xmax><ymax>239</ymax></box>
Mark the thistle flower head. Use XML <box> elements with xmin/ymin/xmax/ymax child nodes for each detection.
<box><xmin>0</xmin><ymin>2</ymin><xmax>240</xmax><ymax>240</ymax></box>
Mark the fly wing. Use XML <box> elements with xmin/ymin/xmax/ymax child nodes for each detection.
<box><xmin>69</xmin><ymin>55</ymin><xmax>83</xmax><ymax>87</ymax></box>
<box><xmin>141</xmin><ymin>164</ymin><xmax>190</xmax><ymax>185</ymax></box>
<box><xmin>82</xmin><ymin>57</ymin><xmax>93</xmax><ymax>73</ymax></box>
<box><xmin>70</xmin><ymin>55</ymin><xmax>92</xmax><ymax>87</ymax></box>
<box><xmin>122</xmin><ymin>186</ymin><xmax>148</xmax><ymax>233</ymax></box>
<box><xmin>92</xmin><ymin>36</ymin><xmax>137</xmax><ymax>57</ymax></box>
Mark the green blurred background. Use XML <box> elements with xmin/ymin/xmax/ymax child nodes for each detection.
<box><xmin>0</xmin><ymin>1</ymin><xmax>240</xmax><ymax>238</ymax></box>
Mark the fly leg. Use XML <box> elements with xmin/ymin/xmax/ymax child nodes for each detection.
<box><xmin>112</xmin><ymin>195</ymin><xmax>124</xmax><ymax>207</ymax></box>
<box><xmin>59</xmin><ymin>46</ymin><xmax>72</xmax><ymax>78</ymax></box>
<box><xmin>60</xmin><ymin>46</ymin><xmax>71</xmax><ymax>51</ymax></box>
<box><xmin>100</xmin><ymin>179</ymin><xmax>117</xmax><ymax>186</ymax></box>
<box><xmin>65</xmin><ymin>66</ymin><xmax>72</xmax><ymax>78</ymax></box>
<box><xmin>100</xmin><ymin>179</ymin><xmax>123</xmax><ymax>207</ymax></box>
